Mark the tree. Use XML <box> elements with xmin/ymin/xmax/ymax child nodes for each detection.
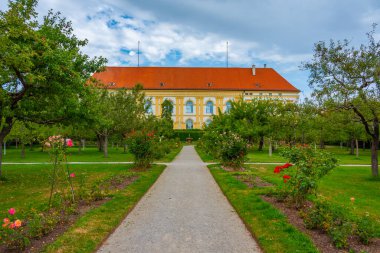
<box><xmin>0</xmin><ymin>0</ymin><xmax>106</xmax><ymax>176</ymax></box>
<box><xmin>303</xmin><ymin>25</ymin><xmax>380</xmax><ymax>177</ymax></box>
<box><xmin>91</xmin><ymin>85</ymin><xmax>146</xmax><ymax>158</ymax></box>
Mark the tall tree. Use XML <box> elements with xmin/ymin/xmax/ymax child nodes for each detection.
<box><xmin>91</xmin><ymin>85</ymin><xmax>146</xmax><ymax>158</ymax></box>
<box><xmin>0</xmin><ymin>0</ymin><xmax>106</xmax><ymax>176</ymax></box>
<box><xmin>303</xmin><ymin>25</ymin><xmax>380</xmax><ymax>176</ymax></box>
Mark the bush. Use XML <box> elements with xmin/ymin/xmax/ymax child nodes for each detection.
<box><xmin>301</xmin><ymin>199</ymin><xmax>376</xmax><ymax>249</ymax></box>
<box><xmin>218</xmin><ymin>132</ymin><xmax>247</xmax><ymax>168</ymax></box>
<box><xmin>126</xmin><ymin>130</ymin><xmax>156</xmax><ymax>169</ymax></box>
<box><xmin>274</xmin><ymin>145</ymin><xmax>337</xmax><ymax>207</ymax></box>
<box><xmin>200</xmin><ymin>130</ymin><xmax>247</xmax><ymax>168</ymax></box>
<box><xmin>174</xmin><ymin>129</ymin><xmax>204</xmax><ymax>141</ymax></box>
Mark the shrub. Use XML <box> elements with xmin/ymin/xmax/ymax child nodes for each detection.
<box><xmin>126</xmin><ymin>130</ymin><xmax>156</xmax><ymax>169</ymax></box>
<box><xmin>355</xmin><ymin>215</ymin><xmax>376</xmax><ymax>245</ymax></box>
<box><xmin>174</xmin><ymin>129</ymin><xmax>204</xmax><ymax>141</ymax></box>
<box><xmin>200</xmin><ymin>129</ymin><xmax>247</xmax><ymax>168</ymax></box>
<box><xmin>218</xmin><ymin>132</ymin><xmax>247</xmax><ymax>168</ymax></box>
<box><xmin>274</xmin><ymin>145</ymin><xmax>337</xmax><ymax>207</ymax></box>
<box><xmin>301</xmin><ymin>199</ymin><xmax>376</xmax><ymax>249</ymax></box>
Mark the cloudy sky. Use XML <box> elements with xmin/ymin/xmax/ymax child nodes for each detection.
<box><xmin>1</xmin><ymin>0</ymin><xmax>380</xmax><ymax>97</ymax></box>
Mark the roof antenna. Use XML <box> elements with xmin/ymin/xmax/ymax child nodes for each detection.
<box><xmin>226</xmin><ymin>41</ymin><xmax>229</xmax><ymax>68</ymax></box>
<box><xmin>137</xmin><ymin>40</ymin><xmax>140</xmax><ymax>67</ymax></box>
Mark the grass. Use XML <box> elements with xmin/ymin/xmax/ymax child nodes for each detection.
<box><xmin>209</xmin><ymin>164</ymin><xmax>318</xmax><ymax>253</ymax></box>
<box><xmin>0</xmin><ymin>142</ymin><xmax>181</xmax><ymax>252</ymax></box>
<box><xmin>2</xmin><ymin>146</ymin><xmax>134</xmax><ymax>163</ymax></box>
<box><xmin>2</xmin><ymin>143</ymin><xmax>183</xmax><ymax>163</ymax></box>
<box><xmin>0</xmin><ymin>163</ymin><xmax>166</xmax><ymax>252</ymax></box>
<box><xmin>43</xmin><ymin>165</ymin><xmax>165</xmax><ymax>253</ymax></box>
<box><xmin>245</xmin><ymin>164</ymin><xmax>380</xmax><ymax>236</ymax></box>
<box><xmin>246</xmin><ymin>145</ymin><xmax>377</xmax><ymax>165</ymax></box>
<box><xmin>0</xmin><ymin>164</ymin><xmax>133</xmax><ymax>212</ymax></box>
<box><xmin>194</xmin><ymin>145</ymin><xmax>216</xmax><ymax>162</ymax></box>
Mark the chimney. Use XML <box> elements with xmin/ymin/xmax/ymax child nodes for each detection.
<box><xmin>252</xmin><ymin>64</ymin><xmax>256</xmax><ymax>76</ymax></box>
<box><xmin>264</xmin><ymin>63</ymin><xmax>267</xmax><ymax>68</ymax></box>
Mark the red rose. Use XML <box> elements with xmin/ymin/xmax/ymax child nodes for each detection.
<box><xmin>283</xmin><ymin>174</ymin><xmax>291</xmax><ymax>183</ymax></box>
<box><xmin>282</xmin><ymin>163</ymin><xmax>293</xmax><ymax>168</ymax></box>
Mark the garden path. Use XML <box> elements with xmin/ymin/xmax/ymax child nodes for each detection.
<box><xmin>97</xmin><ymin>145</ymin><xmax>261</xmax><ymax>253</ymax></box>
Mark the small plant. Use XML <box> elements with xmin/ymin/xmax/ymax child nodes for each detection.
<box><xmin>355</xmin><ymin>215</ymin><xmax>376</xmax><ymax>245</ymax></box>
<box><xmin>200</xmin><ymin>130</ymin><xmax>247</xmax><ymax>169</ymax></box>
<box><xmin>301</xmin><ymin>198</ymin><xmax>376</xmax><ymax>249</ymax></box>
<box><xmin>45</xmin><ymin>136</ymin><xmax>76</xmax><ymax>207</ymax></box>
<box><xmin>126</xmin><ymin>130</ymin><xmax>157</xmax><ymax>169</ymax></box>
<box><xmin>1</xmin><ymin>208</ymin><xmax>29</xmax><ymax>250</ymax></box>
<box><xmin>274</xmin><ymin>145</ymin><xmax>337</xmax><ymax>207</ymax></box>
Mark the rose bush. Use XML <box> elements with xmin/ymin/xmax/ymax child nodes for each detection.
<box><xmin>274</xmin><ymin>145</ymin><xmax>337</xmax><ymax>207</ymax></box>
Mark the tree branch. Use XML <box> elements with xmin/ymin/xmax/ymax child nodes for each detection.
<box><xmin>351</xmin><ymin>105</ymin><xmax>375</xmax><ymax>138</ymax></box>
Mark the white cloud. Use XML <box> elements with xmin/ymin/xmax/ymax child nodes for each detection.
<box><xmin>2</xmin><ymin>0</ymin><xmax>379</xmax><ymax>97</ymax></box>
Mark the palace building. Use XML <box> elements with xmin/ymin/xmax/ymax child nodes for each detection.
<box><xmin>92</xmin><ymin>65</ymin><xmax>300</xmax><ymax>129</ymax></box>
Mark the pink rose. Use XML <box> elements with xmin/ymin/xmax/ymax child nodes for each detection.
<box><xmin>8</xmin><ymin>208</ymin><xmax>15</xmax><ymax>215</ymax></box>
<box><xmin>66</xmin><ymin>139</ymin><xmax>73</xmax><ymax>147</ymax></box>
<box><xmin>69</xmin><ymin>173</ymin><xmax>75</xmax><ymax>178</ymax></box>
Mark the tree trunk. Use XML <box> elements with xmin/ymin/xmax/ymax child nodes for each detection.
<box><xmin>319</xmin><ymin>139</ymin><xmax>325</xmax><ymax>149</ymax></box>
<box><xmin>29</xmin><ymin>142</ymin><xmax>33</xmax><ymax>151</ymax></box>
<box><xmin>0</xmin><ymin>123</ymin><xmax>14</xmax><ymax>178</ymax></box>
<box><xmin>78</xmin><ymin>141</ymin><xmax>81</xmax><ymax>153</ymax></box>
<box><xmin>124</xmin><ymin>144</ymin><xmax>127</xmax><ymax>153</ymax></box>
<box><xmin>16</xmin><ymin>139</ymin><xmax>18</xmax><ymax>149</ymax></box>
<box><xmin>97</xmin><ymin>134</ymin><xmax>103</xmax><ymax>152</ymax></box>
<box><xmin>82</xmin><ymin>139</ymin><xmax>85</xmax><ymax>150</ymax></box>
<box><xmin>371</xmin><ymin>139</ymin><xmax>379</xmax><ymax>177</ymax></box>
<box><xmin>269</xmin><ymin>138</ymin><xmax>272</xmax><ymax>157</ymax></box>
<box><xmin>340</xmin><ymin>141</ymin><xmax>343</xmax><ymax>149</ymax></box>
<box><xmin>355</xmin><ymin>139</ymin><xmax>359</xmax><ymax>158</ymax></box>
<box><xmin>350</xmin><ymin>138</ymin><xmax>355</xmax><ymax>155</ymax></box>
<box><xmin>0</xmin><ymin>138</ymin><xmax>3</xmax><ymax>178</ymax></box>
<box><xmin>21</xmin><ymin>143</ymin><xmax>25</xmax><ymax>159</ymax></box>
<box><xmin>103</xmin><ymin>135</ymin><xmax>108</xmax><ymax>158</ymax></box>
<box><xmin>363</xmin><ymin>141</ymin><xmax>365</xmax><ymax>151</ymax></box>
<box><xmin>258</xmin><ymin>136</ymin><xmax>264</xmax><ymax>151</ymax></box>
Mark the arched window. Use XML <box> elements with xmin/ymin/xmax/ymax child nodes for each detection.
<box><xmin>186</xmin><ymin>119</ymin><xmax>193</xmax><ymax>129</ymax></box>
<box><xmin>205</xmin><ymin>118</ymin><xmax>212</xmax><ymax>127</ymax></box>
<box><xmin>225</xmin><ymin>101</ymin><xmax>232</xmax><ymax>112</ymax></box>
<box><xmin>145</xmin><ymin>100</ymin><xmax>153</xmax><ymax>114</ymax></box>
<box><xmin>186</xmin><ymin>100</ymin><xmax>194</xmax><ymax>113</ymax></box>
<box><xmin>206</xmin><ymin>101</ymin><xmax>213</xmax><ymax>114</ymax></box>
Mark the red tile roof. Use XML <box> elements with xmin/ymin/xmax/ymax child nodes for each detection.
<box><xmin>92</xmin><ymin>67</ymin><xmax>299</xmax><ymax>92</ymax></box>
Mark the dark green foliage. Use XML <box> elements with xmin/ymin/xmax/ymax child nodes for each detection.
<box><xmin>301</xmin><ymin>199</ymin><xmax>376</xmax><ymax>249</ymax></box>
<box><xmin>174</xmin><ymin>129</ymin><xmax>204</xmax><ymax>141</ymax></box>
<box><xmin>0</xmin><ymin>0</ymin><xmax>106</xmax><ymax>176</ymax></box>
<box><xmin>276</xmin><ymin>145</ymin><xmax>337</xmax><ymax>207</ymax></box>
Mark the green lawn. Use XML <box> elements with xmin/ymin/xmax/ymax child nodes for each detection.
<box><xmin>246</xmin><ymin>164</ymin><xmax>380</xmax><ymax>235</ymax></box>
<box><xmin>44</xmin><ymin>165</ymin><xmax>165</xmax><ymax>253</ymax></box>
<box><xmin>246</xmin><ymin>145</ymin><xmax>376</xmax><ymax>165</ymax></box>
<box><xmin>0</xmin><ymin>162</ymin><xmax>166</xmax><ymax>252</ymax></box>
<box><xmin>0</xmin><ymin>164</ymin><xmax>138</xmax><ymax>214</ymax></box>
<box><xmin>2</xmin><ymin>143</ymin><xmax>183</xmax><ymax>163</ymax></box>
<box><xmin>209</xmin><ymin>165</ymin><xmax>318</xmax><ymax>253</ymax></box>
<box><xmin>2</xmin><ymin>146</ymin><xmax>134</xmax><ymax>163</ymax></box>
<box><xmin>0</xmin><ymin>143</ymin><xmax>183</xmax><ymax>252</ymax></box>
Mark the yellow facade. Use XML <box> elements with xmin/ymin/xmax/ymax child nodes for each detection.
<box><xmin>144</xmin><ymin>90</ymin><xmax>299</xmax><ymax>129</ymax></box>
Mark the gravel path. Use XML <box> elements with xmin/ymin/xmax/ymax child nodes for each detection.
<box><xmin>97</xmin><ymin>145</ymin><xmax>261</xmax><ymax>253</ymax></box>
